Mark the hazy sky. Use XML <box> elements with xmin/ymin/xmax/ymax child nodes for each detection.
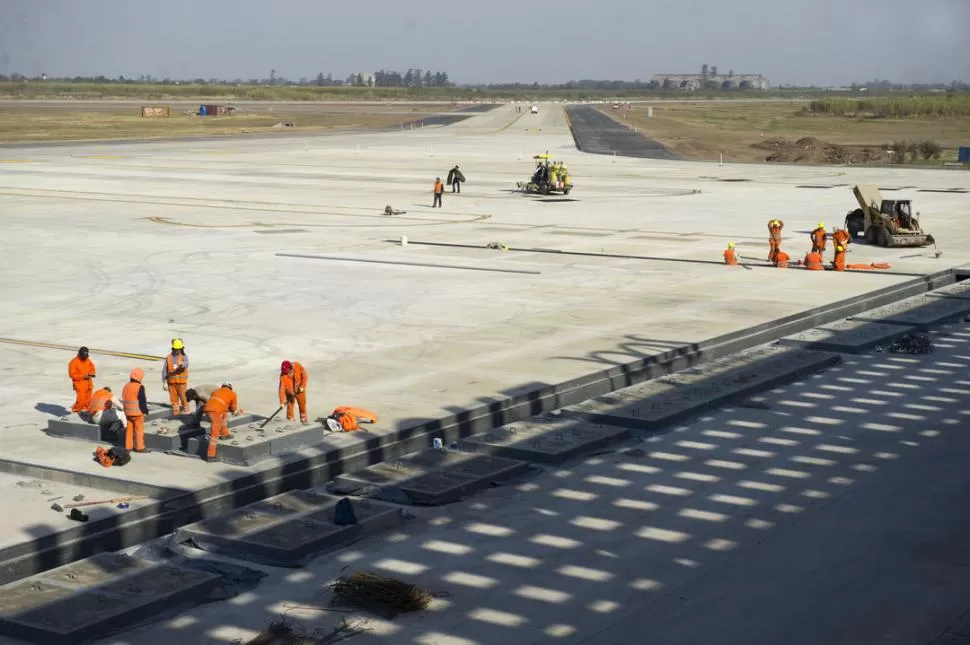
<box><xmin>1</xmin><ymin>0</ymin><xmax>968</xmax><ymax>85</ymax></box>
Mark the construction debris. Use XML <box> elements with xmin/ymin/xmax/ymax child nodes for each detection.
<box><xmin>752</xmin><ymin>137</ymin><xmax>890</xmax><ymax>164</ymax></box>
<box><xmin>244</xmin><ymin>616</ymin><xmax>368</xmax><ymax>645</ymax></box>
<box><xmin>889</xmin><ymin>332</ymin><xmax>935</xmax><ymax>354</ymax></box>
<box><xmin>330</xmin><ymin>571</ymin><xmax>432</xmax><ymax>617</ymax></box>
<box><xmin>383</xmin><ymin>205</ymin><xmax>407</xmax><ymax>216</ymax></box>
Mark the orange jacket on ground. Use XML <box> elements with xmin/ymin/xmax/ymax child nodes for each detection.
<box><xmin>204</xmin><ymin>386</ymin><xmax>238</xmax><ymax>415</ymax></box>
<box><xmin>833</xmin><ymin>251</ymin><xmax>846</xmax><ymax>271</ymax></box>
<box><xmin>88</xmin><ymin>388</ymin><xmax>114</xmax><ymax>414</ymax></box>
<box><xmin>122</xmin><ymin>381</ymin><xmax>148</xmax><ymax>418</ymax></box>
<box><xmin>434</xmin><ymin>180</ymin><xmax>443</xmax><ymax>194</ymax></box>
<box><xmin>723</xmin><ymin>248</ymin><xmax>738</xmax><ymax>265</ymax></box>
<box><xmin>163</xmin><ymin>352</ymin><xmax>189</xmax><ymax>384</ymax></box>
<box><xmin>775</xmin><ymin>250</ymin><xmax>790</xmax><ymax>268</ymax></box>
<box><xmin>68</xmin><ymin>356</ymin><xmax>96</xmax><ymax>383</ymax></box>
<box><xmin>331</xmin><ymin>406</ymin><xmax>378</xmax><ymax>431</ymax></box>
<box><xmin>811</xmin><ymin>227</ymin><xmax>827</xmax><ymax>251</ymax></box>
<box><xmin>804</xmin><ymin>251</ymin><xmax>824</xmax><ymax>270</ymax></box>
<box><xmin>279</xmin><ymin>362</ymin><xmax>308</xmax><ymax>404</ymax></box>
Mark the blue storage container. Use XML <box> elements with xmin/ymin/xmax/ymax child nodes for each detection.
<box><xmin>199</xmin><ymin>105</ymin><xmax>208</xmax><ymax>116</ymax></box>
<box><xmin>959</xmin><ymin>146</ymin><xmax>970</xmax><ymax>163</ymax></box>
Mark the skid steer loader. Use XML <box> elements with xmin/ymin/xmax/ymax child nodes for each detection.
<box><xmin>844</xmin><ymin>184</ymin><xmax>935</xmax><ymax>248</ymax></box>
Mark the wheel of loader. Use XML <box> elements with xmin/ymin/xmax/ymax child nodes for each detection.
<box><xmin>877</xmin><ymin>226</ymin><xmax>891</xmax><ymax>248</ymax></box>
<box><xmin>865</xmin><ymin>226</ymin><xmax>878</xmax><ymax>245</ymax></box>
<box><xmin>563</xmin><ymin>186</ymin><xmax>571</xmax><ymax>195</ymax></box>
<box><xmin>846</xmin><ymin>209</ymin><xmax>865</xmax><ymax>238</ymax></box>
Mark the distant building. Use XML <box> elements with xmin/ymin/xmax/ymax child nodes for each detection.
<box><xmin>651</xmin><ymin>67</ymin><xmax>769</xmax><ymax>91</ymax></box>
<box><xmin>359</xmin><ymin>72</ymin><xmax>375</xmax><ymax>87</ymax></box>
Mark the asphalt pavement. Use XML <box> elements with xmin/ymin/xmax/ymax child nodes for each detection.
<box><xmin>566</xmin><ymin>104</ymin><xmax>677</xmax><ymax>160</ymax></box>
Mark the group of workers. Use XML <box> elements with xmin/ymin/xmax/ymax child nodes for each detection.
<box><xmin>723</xmin><ymin>219</ymin><xmax>853</xmax><ymax>271</ymax></box>
<box><xmin>69</xmin><ymin>339</ymin><xmax>310</xmax><ymax>462</ymax></box>
<box><xmin>433</xmin><ymin>164</ymin><xmax>467</xmax><ymax>207</ymax></box>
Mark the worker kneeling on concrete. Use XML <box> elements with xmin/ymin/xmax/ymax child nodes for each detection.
<box><xmin>87</xmin><ymin>386</ymin><xmax>127</xmax><ymax>441</ymax></box>
<box><xmin>121</xmin><ymin>369</ymin><xmax>150</xmax><ymax>453</ymax></box>
<box><xmin>774</xmin><ymin>248</ymin><xmax>791</xmax><ymax>268</ymax></box>
<box><xmin>723</xmin><ymin>242</ymin><xmax>738</xmax><ymax>265</ymax></box>
<box><xmin>203</xmin><ymin>382</ymin><xmax>243</xmax><ymax>462</ymax></box>
<box><xmin>326</xmin><ymin>406</ymin><xmax>379</xmax><ymax>432</ymax></box>
<box><xmin>185</xmin><ymin>384</ymin><xmax>220</xmax><ymax>429</ymax></box>
<box><xmin>279</xmin><ymin>360</ymin><xmax>309</xmax><ymax>424</ymax></box>
<box><xmin>804</xmin><ymin>250</ymin><xmax>824</xmax><ymax>271</ymax></box>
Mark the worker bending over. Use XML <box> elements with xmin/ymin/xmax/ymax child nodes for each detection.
<box><xmin>804</xmin><ymin>250</ymin><xmax>825</xmax><ymax>271</ymax></box>
<box><xmin>723</xmin><ymin>242</ymin><xmax>738</xmax><ymax>265</ymax></box>
<box><xmin>810</xmin><ymin>222</ymin><xmax>828</xmax><ymax>254</ymax></box>
<box><xmin>185</xmin><ymin>384</ymin><xmax>220</xmax><ymax>428</ymax></box>
<box><xmin>121</xmin><ymin>369</ymin><xmax>150</xmax><ymax>453</ymax></box>
<box><xmin>68</xmin><ymin>346</ymin><xmax>96</xmax><ymax>413</ymax></box>
<box><xmin>203</xmin><ymin>382</ymin><xmax>243</xmax><ymax>462</ymax></box>
<box><xmin>432</xmin><ymin>177</ymin><xmax>444</xmax><ymax>208</ymax></box>
<box><xmin>832</xmin><ymin>245</ymin><xmax>846</xmax><ymax>271</ymax></box>
<box><xmin>832</xmin><ymin>226</ymin><xmax>851</xmax><ymax>251</ymax></box>
<box><xmin>162</xmin><ymin>338</ymin><xmax>190</xmax><ymax>416</ymax></box>
<box><xmin>774</xmin><ymin>248</ymin><xmax>791</xmax><ymax>268</ymax></box>
<box><xmin>768</xmin><ymin>219</ymin><xmax>784</xmax><ymax>262</ymax></box>
<box><xmin>279</xmin><ymin>360</ymin><xmax>309</xmax><ymax>424</ymax></box>
<box><xmin>87</xmin><ymin>386</ymin><xmax>126</xmax><ymax>440</ymax></box>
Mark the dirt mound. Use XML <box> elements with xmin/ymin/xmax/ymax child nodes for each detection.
<box><xmin>752</xmin><ymin>137</ymin><xmax>890</xmax><ymax>165</ymax></box>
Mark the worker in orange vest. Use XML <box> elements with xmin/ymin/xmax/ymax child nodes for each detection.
<box><xmin>68</xmin><ymin>346</ymin><xmax>97</xmax><ymax>413</ymax></box>
<box><xmin>121</xmin><ymin>368</ymin><xmax>150</xmax><ymax>453</ymax></box>
<box><xmin>810</xmin><ymin>222</ymin><xmax>828</xmax><ymax>254</ymax></box>
<box><xmin>832</xmin><ymin>245</ymin><xmax>846</xmax><ymax>271</ymax></box>
<box><xmin>162</xmin><ymin>338</ymin><xmax>190</xmax><ymax>416</ymax></box>
<box><xmin>279</xmin><ymin>360</ymin><xmax>309</xmax><ymax>424</ymax></box>
<box><xmin>804</xmin><ymin>250</ymin><xmax>824</xmax><ymax>271</ymax></box>
<box><xmin>768</xmin><ymin>219</ymin><xmax>784</xmax><ymax>262</ymax></box>
<box><xmin>88</xmin><ymin>386</ymin><xmax>126</xmax><ymax>440</ymax></box>
<box><xmin>202</xmin><ymin>382</ymin><xmax>243</xmax><ymax>462</ymax></box>
<box><xmin>723</xmin><ymin>242</ymin><xmax>738</xmax><ymax>265</ymax></box>
<box><xmin>774</xmin><ymin>248</ymin><xmax>791</xmax><ymax>268</ymax></box>
<box><xmin>432</xmin><ymin>177</ymin><xmax>444</xmax><ymax>208</ymax></box>
<box><xmin>832</xmin><ymin>227</ymin><xmax>851</xmax><ymax>250</ymax></box>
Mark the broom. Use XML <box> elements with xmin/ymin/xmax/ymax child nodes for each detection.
<box><xmin>330</xmin><ymin>571</ymin><xmax>432</xmax><ymax>616</ymax></box>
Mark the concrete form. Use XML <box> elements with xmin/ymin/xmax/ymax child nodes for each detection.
<box><xmin>778</xmin><ymin>319</ymin><xmax>918</xmax><ymax>353</ymax></box>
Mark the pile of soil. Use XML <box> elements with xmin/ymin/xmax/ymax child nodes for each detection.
<box><xmin>752</xmin><ymin>137</ymin><xmax>890</xmax><ymax>164</ymax></box>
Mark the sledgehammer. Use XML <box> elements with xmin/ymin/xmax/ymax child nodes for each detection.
<box><xmin>51</xmin><ymin>495</ymin><xmax>146</xmax><ymax>512</ymax></box>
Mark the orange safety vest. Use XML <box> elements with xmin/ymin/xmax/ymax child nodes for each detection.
<box><xmin>833</xmin><ymin>252</ymin><xmax>846</xmax><ymax>271</ymax></box>
<box><xmin>723</xmin><ymin>249</ymin><xmax>738</xmax><ymax>265</ymax></box>
<box><xmin>204</xmin><ymin>386</ymin><xmax>237</xmax><ymax>415</ymax></box>
<box><xmin>434</xmin><ymin>181</ymin><xmax>443</xmax><ymax>194</ymax></box>
<box><xmin>122</xmin><ymin>381</ymin><xmax>144</xmax><ymax>418</ymax></box>
<box><xmin>88</xmin><ymin>388</ymin><xmax>113</xmax><ymax>415</ymax></box>
<box><xmin>804</xmin><ymin>252</ymin><xmax>824</xmax><ymax>271</ymax></box>
<box><xmin>279</xmin><ymin>362</ymin><xmax>308</xmax><ymax>400</ymax></box>
<box><xmin>775</xmin><ymin>251</ymin><xmax>790</xmax><ymax>268</ymax></box>
<box><xmin>166</xmin><ymin>353</ymin><xmax>188</xmax><ymax>384</ymax></box>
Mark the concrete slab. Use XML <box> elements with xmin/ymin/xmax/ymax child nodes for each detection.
<box><xmin>850</xmin><ymin>293</ymin><xmax>970</xmax><ymax>329</ymax></box>
<box><xmin>564</xmin><ymin>345</ymin><xmax>841</xmax><ymax>430</ymax></box>
<box><xmin>459</xmin><ymin>412</ymin><xmax>631</xmax><ymax>464</ymax></box>
<box><xmin>183</xmin><ymin>422</ymin><xmax>326</xmax><ymax>465</ymax></box>
<box><xmin>0</xmin><ymin>552</ymin><xmax>220</xmax><ymax>645</ymax></box>
<box><xmin>927</xmin><ymin>279</ymin><xmax>970</xmax><ymax>301</ymax></box>
<box><xmin>330</xmin><ymin>449</ymin><xmax>531</xmax><ymax>505</ymax></box>
<box><xmin>176</xmin><ymin>491</ymin><xmax>403</xmax><ymax>567</ymax></box>
<box><xmin>778</xmin><ymin>319</ymin><xmax>918</xmax><ymax>353</ymax></box>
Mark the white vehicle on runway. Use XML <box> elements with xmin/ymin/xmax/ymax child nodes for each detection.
<box><xmin>530</xmin><ymin>104</ymin><xmax>539</xmax><ymax>114</ymax></box>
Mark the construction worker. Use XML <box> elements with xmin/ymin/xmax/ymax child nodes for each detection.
<box><xmin>832</xmin><ymin>226</ymin><xmax>851</xmax><ymax>251</ymax></box>
<box><xmin>723</xmin><ymin>242</ymin><xmax>738</xmax><ymax>265</ymax></box>
<box><xmin>68</xmin><ymin>346</ymin><xmax>96</xmax><ymax>413</ymax></box>
<box><xmin>804</xmin><ymin>250</ymin><xmax>824</xmax><ymax>271</ymax></box>
<box><xmin>832</xmin><ymin>245</ymin><xmax>847</xmax><ymax>272</ymax></box>
<box><xmin>203</xmin><ymin>382</ymin><xmax>243</xmax><ymax>462</ymax></box>
<box><xmin>432</xmin><ymin>177</ymin><xmax>444</xmax><ymax>208</ymax></box>
<box><xmin>87</xmin><ymin>386</ymin><xmax>126</xmax><ymax>440</ymax></box>
<box><xmin>121</xmin><ymin>368</ymin><xmax>149</xmax><ymax>453</ymax></box>
<box><xmin>774</xmin><ymin>248</ymin><xmax>791</xmax><ymax>268</ymax></box>
<box><xmin>185</xmin><ymin>384</ymin><xmax>220</xmax><ymax>428</ymax></box>
<box><xmin>279</xmin><ymin>360</ymin><xmax>309</xmax><ymax>424</ymax></box>
<box><xmin>162</xmin><ymin>338</ymin><xmax>190</xmax><ymax>416</ymax></box>
<box><xmin>768</xmin><ymin>219</ymin><xmax>784</xmax><ymax>262</ymax></box>
<box><xmin>446</xmin><ymin>165</ymin><xmax>465</xmax><ymax>193</ymax></box>
<box><xmin>810</xmin><ymin>222</ymin><xmax>828</xmax><ymax>254</ymax></box>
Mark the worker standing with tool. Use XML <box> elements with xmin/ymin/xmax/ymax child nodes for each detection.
<box><xmin>185</xmin><ymin>384</ymin><xmax>220</xmax><ymax>428</ymax></box>
<box><xmin>121</xmin><ymin>368</ymin><xmax>149</xmax><ymax>453</ymax></box>
<box><xmin>832</xmin><ymin>245</ymin><xmax>847</xmax><ymax>272</ymax></box>
<box><xmin>768</xmin><ymin>219</ymin><xmax>784</xmax><ymax>262</ymax></box>
<box><xmin>446</xmin><ymin>165</ymin><xmax>465</xmax><ymax>193</ymax></box>
<box><xmin>162</xmin><ymin>338</ymin><xmax>190</xmax><ymax>416</ymax></box>
<box><xmin>68</xmin><ymin>346</ymin><xmax>96</xmax><ymax>413</ymax></box>
<box><xmin>810</xmin><ymin>222</ymin><xmax>828</xmax><ymax>254</ymax></box>
<box><xmin>723</xmin><ymin>242</ymin><xmax>738</xmax><ymax>265</ymax></box>
<box><xmin>432</xmin><ymin>177</ymin><xmax>444</xmax><ymax>208</ymax></box>
<box><xmin>203</xmin><ymin>382</ymin><xmax>243</xmax><ymax>462</ymax></box>
<box><xmin>279</xmin><ymin>360</ymin><xmax>309</xmax><ymax>424</ymax></box>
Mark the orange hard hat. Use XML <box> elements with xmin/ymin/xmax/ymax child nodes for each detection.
<box><xmin>130</xmin><ymin>368</ymin><xmax>144</xmax><ymax>381</ymax></box>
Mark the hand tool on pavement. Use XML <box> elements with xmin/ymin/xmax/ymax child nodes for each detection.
<box><xmin>259</xmin><ymin>405</ymin><xmax>285</xmax><ymax>429</ymax></box>
<box><xmin>51</xmin><ymin>495</ymin><xmax>146</xmax><ymax>512</ymax></box>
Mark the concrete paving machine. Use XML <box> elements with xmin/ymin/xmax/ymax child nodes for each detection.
<box><xmin>844</xmin><ymin>184</ymin><xmax>935</xmax><ymax>247</ymax></box>
<box><xmin>517</xmin><ymin>153</ymin><xmax>573</xmax><ymax>195</ymax></box>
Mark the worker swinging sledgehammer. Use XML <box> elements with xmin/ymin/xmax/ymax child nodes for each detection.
<box><xmin>768</xmin><ymin>219</ymin><xmax>784</xmax><ymax>262</ymax></box>
<box><xmin>723</xmin><ymin>242</ymin><xmax>738</xmax><ymax>265</ymax></box>
<box><xmin>279</xmin><ymin>360</ymin><xmax>309</xmax><ymax>424</ymax></box>
<box><xmin>203</xmin><ymin>382</ymin><xmax>243</xmax><ymax>462</ymax></box>
<box><xmin>68</xmin><ymin>346</ymin><xmax>96</xmax><ymax>414</ymax></box>
<box><xmin>810</xmin><ymin>221</ymin><xmax>828</xmax><ymax>254</ymax></box>
<box><xmin>162</xmin><ymin>338</ymin><xmax>189</xmax><ymax>416</ymax></box>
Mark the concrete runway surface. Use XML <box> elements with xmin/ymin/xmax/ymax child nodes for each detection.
<box><xmin>0</xmin><ymin>102</ymin><xmax>969</xmax><ymax>644</ymax></box>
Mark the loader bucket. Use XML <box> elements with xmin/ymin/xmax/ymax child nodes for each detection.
<box><xmin>888</xmin><ymin>234</ymin><xmax>931</xmax><ymax>248</ymax></box>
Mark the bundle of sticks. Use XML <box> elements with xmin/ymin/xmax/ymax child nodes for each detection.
<box><xmin>330</xmin><ymin>570</ymin><xmax>432</xmax><ymax>615</ymax></box>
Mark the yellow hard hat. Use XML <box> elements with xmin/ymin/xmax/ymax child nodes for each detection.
<box><xmin>837</xmin><ymin>246</ymin><xmax>844</xmax><ymax>251</ymax></box>
<box><xmin>172</xmin><ymin>338</ymin><xmax>184</xmax><ymax>350</ymax></box>
<box><xmin>728</xmin><ymin>242</ymin><xmax>736</xmax><ymax>248</ymax></box>
<box><xmin>818</xmin><ymin>222</ymin><xmax>825</xmax><ymax>228</ymax></box>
